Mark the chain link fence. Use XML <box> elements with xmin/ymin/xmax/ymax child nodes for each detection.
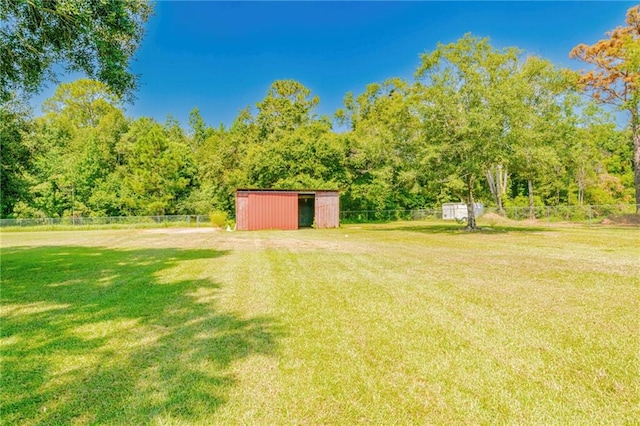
<box><xmin>496</xmin><ymin>204</ymin><xmax>638</xmax><ymax>222</ymax></box>
<box><xmin>1</xmin><ymin>204</ymin><xmax>637</xmax><ymax>230</ymax></box>
<box><xmin>0</xmin><ymin>215</ymin><xmax>213</xmax><ymax>229</ymax></box>
<box><xmin>340</xmin><ymin>208</ymin><xmax>442</xmax><ymax>223</ymax></box>
<box><xmin>340</xmin><ymin>204</ymin><xmax>638</xmax><ymax>224</ymax></box>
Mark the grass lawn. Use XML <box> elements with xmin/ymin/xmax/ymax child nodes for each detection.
<box><xmin>1</xmin><ymin>221</ymin><xmax>639</xmax><ymax>424</ymax></box>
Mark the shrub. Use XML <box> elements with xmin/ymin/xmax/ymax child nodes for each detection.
<box><xmin>209</xmin><ymin>210</ymin><xmax>234</xmax><ymax>229</ymax></box>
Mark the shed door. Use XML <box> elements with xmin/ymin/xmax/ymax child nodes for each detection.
<box><xmin>314</xmin><ymin>192</ymin><xmax>339</xmax><ymax>228</ymax></box>
<box><xmin>248</xmin><ymin>192</ymin><xmax>298</xmax><ymax>230</ymax></box>
<box><xmin>236</xmin><ymin>191</ymin><xmax>249</xmax><ymax>230</ymax></box>
<box><xmin>298</xmin><ymin>195</ymin><xmax>315</xmax><ymax>227</ymax></box>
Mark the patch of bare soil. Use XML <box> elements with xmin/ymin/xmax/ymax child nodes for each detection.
<box><xmin>218</xmin><ymin>235</ymin><xmax>347</xmax><ymax>252</ymax></box>
<box><xmin>143</xmin><ymin>227</ymin><xmax>220</xmax><ymax>234</ymax></box>
<box><xmin>601</xmin><ymin>214</ymin><xmax>640</xmax><ymax>226</ymax></box>
<box><xmin>478</xmin><ymin>212</ymin><xmax>517</xmax><ymax>225</ymax></box>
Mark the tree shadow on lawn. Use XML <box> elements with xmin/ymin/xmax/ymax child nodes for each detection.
<box><xmin>368</xmin><ymin>223</ymin><xmax>553</xmax><ymax>234</ymax></box>
<box><xmin>1</xmin><ymin>246</ymin><xmax>284</xmax><ymax>424</ymax></box>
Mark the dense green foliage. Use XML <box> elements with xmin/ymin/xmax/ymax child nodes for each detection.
<box><xmin>571</xmin><ymin>5</ymin><xmax>640</xmax><ymax>210</ymax></box>
<box><xmin>0</xmin><ymin>98</ymin><xmax>32</xmax><ymax>217</ymax></box>
<box><xmin>1</xmin><ymin>36</ymin><xmax>635</xmax><ymax>222</ymax></box>
<box><xmin>0</xmin><ymin>0</ymin><xmax>152</xmax><ymax>102</ymax></box>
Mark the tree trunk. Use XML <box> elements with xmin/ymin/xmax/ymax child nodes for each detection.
<box><xmin>634</xmin><ymin>118</ymin><xmax>640</xmax><ymax>213</ymax></box>
<box><xmin>487</xmin><ymin>165</ymin><xmax>507</xmax><ymax>216</ymax></box>
<box><xmin>499</xmin><ymin>166</ymin><xmax>508</xmax><ymax>215</ymax></box>
<box><xmin>577</xmin><ymin>160</ymin><xmax>585</xmax><ymax>206</ymax></box>
<box><xmin>487</xmin><ymin>168</ymin><xmax>498</xmax><ymax>208</ymax></box>
<box><xmin>466</xmin><ymin>175</ymin><xmax>477</xmax><ymax>230</ymax></box>
<box><xmin>528</xmin><ymin>179</ymin><xmax>535</xmax><ymax>220</ymax></box>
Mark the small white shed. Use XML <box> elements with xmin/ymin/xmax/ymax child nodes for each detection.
<box><xmin>442</xmin><ymin>203</ymin><xmax>484</xmax><ymax>221</ymax></box>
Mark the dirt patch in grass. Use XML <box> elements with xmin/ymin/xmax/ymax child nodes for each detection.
<box><xmin>216</xmin><ymin>235</ymin><xmax>350</xmax><ymax>253</ymax></box>
<box><xmin>478</xmin><ymin>212</ymin><xmax>518</xmax><ymax>225</ymax></box>
<box><xmin>601</xmin><ymin>214</ymin><xmax>640</xmax><ymax>226</ymax></box>
<box><xmin>262</xmin><ymin>237</ymin><xmax>346</xmax><ymax>252</ymax></box>
<box><xmin>143</xmin><ymin>227</ymin><xmax>220</xmax><ymax>234</ymax></box>
<box><xmin>480</xmin><ymin>212</ymin><xmax>542</xmax><ymax>225</ymax></box>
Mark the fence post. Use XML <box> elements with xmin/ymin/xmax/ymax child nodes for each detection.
<box><xmin>588</xmin><ymin>205</ymin><xmax>592</xmax><ymax>227</ymax></box>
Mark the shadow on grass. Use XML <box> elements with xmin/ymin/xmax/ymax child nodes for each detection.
<box><xmin>1</xmin><ymin>246</ymin><xmax>284</xmax><ymax>424</ymax></box>
<box><xmin>367</xmin><ymin>224</ymin><xmax>553</xmax><ymax>234</ymax></box>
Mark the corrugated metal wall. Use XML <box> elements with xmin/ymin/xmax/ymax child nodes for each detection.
<box><xmin>315</xmin><ymin>191</ymin><xmax>340</xmax><ymax>228</ymax></box>
<box><xmin>235</xmin><ymin>190</ymin><xmax>339</xmax><ymax>231</ymax></box>
<box><xmin>236</xmin><ymin>191</ymin><xmax>250</xmax><ymax>230</ymax></box>
<box><xmin>248</xmin><ymin>192</ymin><xmax>298</xmax><ymax>230</ymax></box>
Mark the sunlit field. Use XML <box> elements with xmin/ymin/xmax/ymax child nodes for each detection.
<box><xmin>1</xmin><ymin>221</ymin><xmax>638</xmax><ymax>424</ymax></box>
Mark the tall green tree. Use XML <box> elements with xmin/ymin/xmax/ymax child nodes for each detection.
<box><xmin>0</xmin><ymin>99</ymin><xmax>32</xmax><ymax>217</ymax></box>
<box><xmin>508</xmin><ymin>56</ymin><xmax>576</xmax><ymax>218</ymax></box>
<box><xmin>188</xmin><ymin>107</ymin><xmax>211</xmax><ymax>153</ymax></box>
<box><xmin>196</xmin><ymin>112</ymin><xmax>256</xmax><ymax>214</ymax></box>
<box><xmin>42</xmin><ymin>79</ymin><xmax>122</xmax><ymax>127</ymax></box>
<box><xmin>237</xmin><ymin>81</ymin><xmax>346</xmax><ymax>192</ymax></box>
<box><xmin>114</xmin><ymin>117</ymin><xmax>196</xmax><ymax>215</ymax></box>
<box><xmin>256</xmin><ymin>79</ymin><xmax>320</xmax><ymax>140</ymax></box>
<box><xmin>22</xmin><ymin>79</ymin><xmax>127</xmax><ymax>217</ymax></box>
<box><xmin>415</xmin><ymin>34</ymin><xmax>521</xmax><ymax>229</ymax></box>
<box><xmin>569</xmin><ymin>105</ymin><xmax>634</xmax><ymax>206</ymax></box>
<box><xmin>570</xmin><ymin>5</ymin><xmax>640</xmax><ymax>211</ymax></box>
<box><xmin>0</xmin><ymin>0</ymin><xmax>153</xmax><ymax>102</ymax></box>
<box><xmin>243</xmin><ymin>119</ymin><xmax>347</xmax><ymax>190</ymax></box>
<box><xmin>338</xmin><ymin>79</ymin><xmax>427</xmax><ymax>212</ymax></box>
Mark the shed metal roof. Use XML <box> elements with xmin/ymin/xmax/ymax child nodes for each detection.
<box><xmin>236</xmin><ymin>188</ymin><xmax>339</xmax><ymax>193</ymax></box>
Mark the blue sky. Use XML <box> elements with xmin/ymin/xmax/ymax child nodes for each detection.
<box><xmin>35</xmin><ymin>1</ymin><xmax>636</xmax><ymax>128</ymax></box>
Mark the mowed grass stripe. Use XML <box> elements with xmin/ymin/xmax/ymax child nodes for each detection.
<box><xmin>205</xmin><ymin>240</ymin><xmax>285</xmax><ymax>424</ymax></box>
<box><xmin>383</xmin><ymin>227</ymin><xmax>640</xmax><ymax>422</ymax></box>
<box><xmin>1</xmin><ymin>223</ymin><xmax>638</xmax><ymax>424</ymax></box>
<box><xmin>269</xmin><ymin>243</ymin><xmax>529</xmax><ymax>423</ymax></box>
<box><xmin>235</xmin><ymin>227</ymin><xmax>639</xmax><ymax>423</ymax></box>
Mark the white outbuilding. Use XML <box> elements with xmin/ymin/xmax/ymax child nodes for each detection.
<box><xmin>442</xmin><ymin>203</ymin><xmax>484</xmax><ymax>221</ymax></box>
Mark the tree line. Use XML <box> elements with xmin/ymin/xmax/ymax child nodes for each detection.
<box><xmin>1</xmin><ymin>3</ymin><xmax>638</xmax><ymax>229</ymax></box>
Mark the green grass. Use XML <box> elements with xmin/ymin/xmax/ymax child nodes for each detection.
<box><xmin>1</xmin><ymin>222</ymin><xmax>639</xmax><ymax>424</ymax></box>
<box><xmin>0</xmin><ymin>220</ymin><xmax>207</xmax><ymax>233</ymax></box>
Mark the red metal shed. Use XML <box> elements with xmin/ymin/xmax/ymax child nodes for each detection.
<box><xmin>235</xmin><ymin>189</ymin><xmax>339</xmax><ymax>231</ymax></box>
